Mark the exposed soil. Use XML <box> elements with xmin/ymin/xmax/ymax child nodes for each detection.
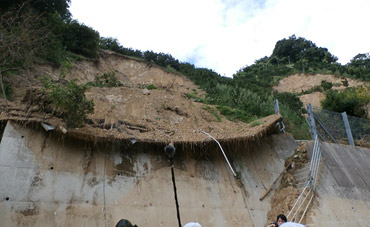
<box><xmin>299</xmin><ymin>91</ymin><xmax>326</xmax><ymax>108</ymax></box>
<box><xmin>273</xmin><ymin>74</ymin><xmax>365</xmax><ymax>108</ymax></box>
<box><xmin>1</xmin><ymin>50</ymin><xmax>281</xmax><ymax>143</ymax></box>
<box><xmin>273</xmin><ymin>74</ymin><xmax>364</xmax><ymax>93</ymax></box>
<box><xmin>266</xmin><ymin>142</ymin><xmax>309</xmax><ymax>225</ymax></box>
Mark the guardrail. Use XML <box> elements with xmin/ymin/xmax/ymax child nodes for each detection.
<box><xmin>287</xmin><ymin>135</ymin><xmax>321</xmax><ymax>223</ymax></box>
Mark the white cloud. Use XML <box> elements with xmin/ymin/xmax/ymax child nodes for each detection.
<box><xmin>70</xmin><ymin>0</ymin><xmax>370</xmax><ymax>77</ymax></box>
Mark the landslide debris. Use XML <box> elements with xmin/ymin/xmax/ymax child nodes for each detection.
<box><xmin>0</xmin><ymin>50</ymin><xmax>282</xmax><ymax>143</ymax></box>
<box><xmin>266</xmin><ymin>142</ymin><xmax>309</xmax><ymax>225</ymax></box>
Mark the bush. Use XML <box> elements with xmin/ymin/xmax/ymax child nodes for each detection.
<box><xmin>280</xmin><ymin>104</ymin><xmax>310</xmax><ymax>139</ymax></box>
<box><xmin>202</xmin><ymin>106</ymin><xmax>221</xmax><ymax>122</ymax></box>
<box><xmin>321</xmin><ymin>80</ymin><xmax>333</xmax><ymax>90</ymax></box>
<box><xmin>321</xmin><ymin>86</ymin><xmax>370</xmax><ymax>118</ymax></box>
<box><xmin>299</xmin><ymin>86</ymin><xmax>323</xmax><ymax>95</ymax></box>
<box><xmin>216</xmin><ymin>105</ymin><xmax>254</xmax><ymax>122</ymax></box>
<box><xmin>42</xmin><ymin>77</ymin><xmax>94</xmax><ymax>128</ymax></box>
<box><xmin>87</xmin><ymin>72</ymin><xmax>123</xmax><ymax>87</ymax></box>
<box><xmin>276</xmin><ymin>92</ymin><xmax>304</xmax><ymax>114</ymax></box>
<box><xmin>146</xmin><ymin>84</ymin><xmax>157</xmax><ymax>90</ymax></box>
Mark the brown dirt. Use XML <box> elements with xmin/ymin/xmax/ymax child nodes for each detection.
<box><xmin>266</xmin><ymin>142</ymin><xmax>309</xmax><ymax>224</ymax></box>
<box><xmin>273</xmin><ymin>74</ymin><xmax>364</xmax><ymax>93</ymax></box>
<box><xmin>273</xmin><ymin>74</ymin><xmax>365</xmax><ymax>108</ymax></box>
<box><xmin>0</xmin><ymin>50</ymin><xmax>282</xmax><ymax>143</ymax></box>
<box><xmin>284</xmin><ymin>142</ymin><xmax>309</xmax><ymax>172</ymax></box>
<box><xmin>299</xmin><ymin>91</ymin><xmax>326</xmax><ymax>108</ymax></box>
<box><xmin>265</xmin><ymin>186</ymin><xmax>300</xmax><ymax>225</ymax></box>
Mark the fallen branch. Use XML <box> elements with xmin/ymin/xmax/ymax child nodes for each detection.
<box><xmin>259</xmin><ymin>161</ymin><xmax>292</xmax><ymax>201</ymax></box>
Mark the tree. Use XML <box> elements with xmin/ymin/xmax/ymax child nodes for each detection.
<box><xmin>346</xmin><ymin>53</ymin><xmax>370</xmax><ymax>81</ymax></box>
<box><xmin>271</xmin><ymin>35</ymin><xmax>337</xmax><ymax>64</ymax></box>
<box><xmin>0</xmin><ymin>0</ymin><xmax>71</xmax><ymax>19</ymax></box>
<box><xmin>62</xmin><ymin>20</ymin><xmax>100</xmax><ymax>58</ymax></box>
<box><xmin>0</xmin><ymin>4</ymin><xmax>52</xmax><ymax>100</ymax></box>
<box><xmin>348</xmin><ymin>53</ymin><xmax>370</xmax><ymax>68</ymax></box>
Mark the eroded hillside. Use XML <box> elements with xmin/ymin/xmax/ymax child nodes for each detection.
<box><xmin>273</xmin><ymin>74</ymin><xmax>365</xmax><ymax>108</ymax></box>
<box><xmin>1</xmin><ymin>50</ymin><xmax>281</xmax><ymax>143</ymax></box>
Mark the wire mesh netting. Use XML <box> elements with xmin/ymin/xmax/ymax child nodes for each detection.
<box><xmin>312</xmin><ymin>107</ymin><xmax>370</xmax><ymax>143</ymax></box>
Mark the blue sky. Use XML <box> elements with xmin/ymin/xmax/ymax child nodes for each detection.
<box><xmin>70</xmin><ymin>0</ymin><xmax>370</xmax><ymax>77</ymax></box>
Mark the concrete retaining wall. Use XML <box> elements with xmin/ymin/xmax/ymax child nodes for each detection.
<box><xmin>307</xmin><ymin>141</ymin><xmax>370</xmax><ymax>226</ymax></box>
<box><xmin>0</xmin><ymin>121</ymin><xmax>296</xmax><ymax>226</ymax></box>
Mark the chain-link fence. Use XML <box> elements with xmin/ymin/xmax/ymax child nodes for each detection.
<box><xmin>312</xmin><ymin>107</ymin><xmax>370</xmax><ymax>143</ymax></box>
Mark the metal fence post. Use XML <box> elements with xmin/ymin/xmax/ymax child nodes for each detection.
<box><xmin>307</xmin><ymin>104</ymin><xmax>317</xmax><ymax>140</ymax></box>
<box><xmin>341</xmin><ymin>112</ymin><xmax>355</xmax><ymax>146</ymax></box>
<box><xmin>275</xmin><ymin>99</ymin><xmax>280</xmax><ymax>115</ymax></box>
<box><xmin>274</xmin><ymin>99</ymin><xmax>285</xmax><ymax>132</ymax></box>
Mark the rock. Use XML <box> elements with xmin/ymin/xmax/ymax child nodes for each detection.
<box><xmin>142</xmin><ymin>88</ymin><xmax>150</xmax><ymax>95</ymax></box>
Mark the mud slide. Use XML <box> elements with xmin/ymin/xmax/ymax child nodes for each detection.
<box><xmin>0</xmin><ymin>122</ymin><xmax>296</xmax><ymax>226</ymax></box>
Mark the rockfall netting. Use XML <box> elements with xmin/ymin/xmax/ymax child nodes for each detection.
<box><xmin>312</xmin><ymin>107</ymin><xmax>370</xmax><ymax>146</ymax></box>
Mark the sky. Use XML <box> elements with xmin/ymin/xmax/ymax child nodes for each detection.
<box><xmin>69</xmin><ymin>0</ymin><xmax>370</xmax><ymax>77</ymax></box>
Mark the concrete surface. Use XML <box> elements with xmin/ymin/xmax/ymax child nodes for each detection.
<box><xmin>306</xmin><ymin>141</ymin><xmax>370</xmax><ymax>226</ymax></box>
<box><xmin>1</xmin><ymin>121</ymin><xmax>369</xmax><ymax>227</ymax></box>
<box><xmin>0</xmin><ymin>122</ymin><xmax>295</xmax><ymax>226</ymax></box>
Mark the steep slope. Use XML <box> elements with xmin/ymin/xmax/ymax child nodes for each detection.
<box><xmin>1</xmin><ymin>50</ymin><xmax>281</xmax><ymax>144</ymax></box>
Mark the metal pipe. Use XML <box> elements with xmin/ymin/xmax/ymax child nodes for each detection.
<box><xmin>289</xmin><ymin>136</ymin><xmax>321</xmax><ymax>222</ymax></box>
<box><xmin>287</xmin><ymin>183</ymin><xmax>309</xmax><ymax>219</ymax></box>
<box><xmin>310</xmin><ymin>136</ymin><xmax>320</xmax><ymax>188</ymax></box>
<box><xmin>308</xmin><ymin>136</ymin><xmax>319</xmax><ymax>176</ymax></box>
<box><xmin>280</xmin><ymin>121</ymin><xmax>286</xmax><ymax>133</ymax></box>
<box><xmin>311</xmin><ymin>139</ymin><xmax>321</xmax><ymax>191</ymax></box>
<box><xmin>200</xmin><ymin>130</ymin><xmax>236</xmax><ymax>177</ymax></box>
<box><xmin>313</xmin><ymin>145</ymin><xmax>322</xmax><ymax>191</ymax></box>
<box><xmin>299</xmin><ymin>191</ymin><xmax>315</xmax><ymax>223</ymax></box>
<box><xmin>292</xmin><ymin>188</ymin><xmax>312</xmax><ymax>222</ymax></box>
<box><xmin>309</xmin><ymin>140</ymin><xmax>317</xmax><ymax>188</ymax></box>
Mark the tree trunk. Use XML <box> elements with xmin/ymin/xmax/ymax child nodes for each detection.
<box><xmin>0</xmin><ymin>68</ymin><xmax>8</xmax><ymax>105</ymax></box>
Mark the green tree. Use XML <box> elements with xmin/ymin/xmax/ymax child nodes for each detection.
<box><xmin>271</xmin><ymin>35</ymin><xmax>337</xmax><ymax>64</ymax></box>
<box><xmin>62</xmin><ymin>20</ymin><xmax>100</xmax><ymax>58</ymax></box>
<box><xmin>99</xmin><ymin>37</ymin><xmax>143</xmax><ymax>58</ymax></box>
<box><xmin>0</xmin><ymin>0</ymin><xmax>71</xmax><ymax>18</ymax></box>
<box><xmin>349</xmin><ymin>53</ymin><xmax>370</xmax><ymax>68</ymax></box>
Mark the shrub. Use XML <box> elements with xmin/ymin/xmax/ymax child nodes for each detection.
<box><xmin>185</xmin><ymin>91</ymin><xmax>208</xmax><ymax>103</ymax></box>
<box><xmin>216</xmin><ymin>105</ymin><xmax>254</xmax><ymax>122</ymax></box>
<box><xmin>146</xmin><ymin>84</ymin><xmax>157</xmax><ymax>90</ymax></box>
<box><xmin>42</xmin><ymin>77</ymin><xmax>94</xmax><ymax>128</ymax></box>
<box><xmin>321</xmin><ymin>80</ymin><xmax>333</xmax><ymax>90</ymax></box>
<box><xmin>280</xmin><ymin>103</ymin><xmax>310</xmax><ymax>139</ymax></box>
<box><xmin>87</xmin><ymin>72</ymin><xmax>123</xmax><ymax>87</ymax></box>
<box><xmin>321</xmin><ymin>86</ymin><xmax>370</xmax><ymax>118</ymax></box>
<box><xmin>202</xmin><ymin>106</ymin><xmax>221</xmax><ymax>122</ymax></box>
<box><xmin>275</xmin><ymin>92</ymin><xmax>304</xmax><ymax>114</ymax></box>
<box><xmin>299</xmin><ymin>86</ymin><xmax>323</xmax><ymax>95</ymax></box>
